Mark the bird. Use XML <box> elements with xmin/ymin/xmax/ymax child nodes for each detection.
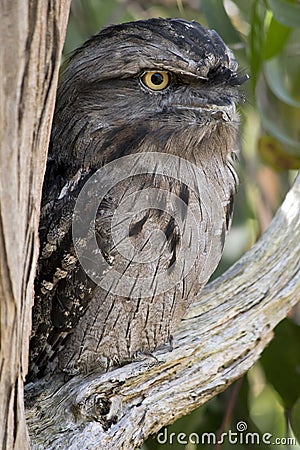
<box><xmin>28</xmin><ymin>17</ymin><xmax>247</xmax><ymax>380</ymax></box>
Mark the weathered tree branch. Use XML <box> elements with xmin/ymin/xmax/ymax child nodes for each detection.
<box><xmin>0</xmin><ymin>2</ymin><xmax>70</xmax><ymax>449</ymax></box>
<box><xmin>25</xmin><ymin>172</ymin><xmax>300</xmax><ymax>449</ymax></box>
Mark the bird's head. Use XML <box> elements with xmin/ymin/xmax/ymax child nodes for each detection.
<box><xmin>51</xmin><ymin>18</ymin><xmax>247</xmax><ymax>169</ymax></box>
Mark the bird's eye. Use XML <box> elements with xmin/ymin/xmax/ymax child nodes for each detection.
<box><xmin>141</xmin><ymin>71</ymin><xmax>170</xmax><ymax>91</ymax></box>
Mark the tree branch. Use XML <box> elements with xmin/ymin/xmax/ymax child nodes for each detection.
<box><xmin>25</xmin><ymin>172</ymin><xmax>300</xmax><ymax>449</ymax></box>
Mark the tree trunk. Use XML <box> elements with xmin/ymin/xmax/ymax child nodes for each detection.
<box><xmin>25</xmin><ymin>172</ymin><xmax>300</xmax><ymax>449</ymax></box>
<box><xmin>1</xmin><ymin>2</ymin><xmax>300</xmax><ymax>449</ymax></box>
<box><xmin>0</xmin><ymin>2</ymin><xmax>71</xmax><ymax>449</ymax></box>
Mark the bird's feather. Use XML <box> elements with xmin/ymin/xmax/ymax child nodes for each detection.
<box><xmin>28</xmin><ymin>18</ymin><xmax>246</xmax><ymax>380</ymax></box>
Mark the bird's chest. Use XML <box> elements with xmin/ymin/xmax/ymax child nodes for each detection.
<box><xmin>94</xmin><ymin>165</ymin><xmax>231</xmax><ymax>296</ymax></box>
<box><xmin>54</xmin><ymin>158</ymin><xmax>235</xmax><ymax>374</ymax></box>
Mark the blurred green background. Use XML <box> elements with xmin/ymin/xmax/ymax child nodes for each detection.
<box><xmin>63</xmin><ymin>1</ymin><xmax>300</xmax><ymax>448</ymax></box>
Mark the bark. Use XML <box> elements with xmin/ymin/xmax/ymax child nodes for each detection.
<box><xmin>25</xmin><ymin>172</ymin><xmax>300</xmax><ymax>449</ymax></box>
<box><xmin>0</xmin><ymin>2</ymin><xmax>70</xmax><ymax>449</ymax></box>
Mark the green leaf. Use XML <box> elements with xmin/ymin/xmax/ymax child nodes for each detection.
<box><xmin>267</xmin><ymin>0</ymin><xmax>300</xmax><ymax>27</ymax></box>
<box><xmin>263</xmin><ymin>17</ymin><xmax>291</xmax><ymax>60</ymax></box>
<box><xmin>264</xmin><ymin>58</ymin><xmax>300</xmax><ymax>108</ymax></box>
<box><xmin>258</xmin><ymin>135</ymin><xmax>300</xmax><ymax>170</ymax></box>
<box><xmin>256</xmin><ymin>67</ymin><xmax>300</xmax><ymax>154</ymax></box>
<box><xmin>260</xmin><ymin>319</ymin><xmax>300</xmax><ymax>410</ymax></box>
<box><xmin>258</xmin><ymin>109</ymin><xmax>300</xmax><ymax>154</ymax></box>
<box><xmin>291</xmin><ymin>396</ymin><xmax>300</xmax><ymax>443</ymax></box>
<box><xmin>228</xmin><ymin>0</ymin><xmax>252</xmax><ymax>19</ymax></box>
<box><xmin>249</xmin><ymin>0</ymin><xmax>266</xmax><ymax>89</ymax></box>
<box><xmin>201</xmin><ymin>0</ymin><xmax>242</xmax><ymax>44</ymax></box>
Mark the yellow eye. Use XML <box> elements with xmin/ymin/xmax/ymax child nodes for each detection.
<box><xmin>141</xmin><ymin>71</ymin><xmax>170</xmax><ymax>91</ymax></box>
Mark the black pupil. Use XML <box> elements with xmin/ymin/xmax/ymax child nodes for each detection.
<box><xmin>151</xmin><ymin>73</ymin><xmax>164</xmax><ymax>85</ymax></box>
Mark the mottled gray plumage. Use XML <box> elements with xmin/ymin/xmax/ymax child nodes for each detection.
<box><xmin>28</xmin><ymin>18</ymin><xmax>246</xmax><ymax>380</ymax></box>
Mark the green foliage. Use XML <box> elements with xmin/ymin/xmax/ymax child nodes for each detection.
<box><xmin>201</xmin><ymin>0</ymin><xmax>242</xmax><ymax>44</ymax></box>
<box><xmin>263</xmin><ymin>18</ymin><xmax>291</xmax><ymax>60</ymax></box>
<box><xmin>260</xmin><ymin>319</ymin><xmax>300</xmax><ymax>410</ymax></box>
<box><xmin>64</xmin><ymin>1</ymin><xmax>300</xmax><ymax>448</ymax></box>
<box><xmin>267</xmin><ymin>0</ymin><xmax>300</xmax><ymax>27</ymax></box>
<box><xmin>249</xmin><ymin>0</ymin><xmax>266</xmax><ymax>89</ymax></box>
<box><xmin>291</xmin><ymin>397</ymin><xmax>300</xmax><ymax>442</ymax></box>
<box><xmin>258</xmin><ymin>135</ymin><xmax>300</xmax><ymax>170</ymax></box>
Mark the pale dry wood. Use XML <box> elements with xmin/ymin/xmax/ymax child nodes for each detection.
<box><xmin>25</xmin><ymin>172</ymin><xmax>300</xmax><ymax>450</ymax></box>
<box><xmin>0</xmin><ymin>2</ymin><xmax>71</xmax><ymax>449</ymax></box>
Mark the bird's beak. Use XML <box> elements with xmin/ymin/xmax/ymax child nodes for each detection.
<box><xmin>173</xmin><ymin>99</ymin><xmax>237</xmax><ymax>122</ymax></box>
<box><xmin>208</xmin><ymin>100</ymin><xmax>236</xmax><ymax>122</ymax></box>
